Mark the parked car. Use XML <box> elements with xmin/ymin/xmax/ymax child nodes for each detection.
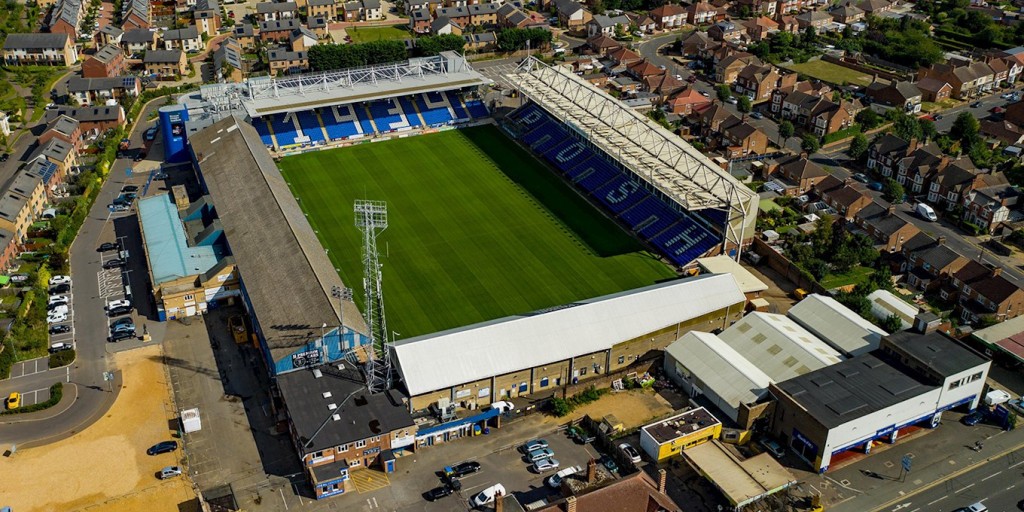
<box><xmin>760</xmin><ymin>438</ymin><xmax>786</xmax><ymax>458</ymax></box>
<box><xmin>526</xmin><ymin>448</ymin><xmax>555</xmax><ymax>462</ymax></box>
<box><xmin>915</xmin><ymin>203</ymin><xmax>938</xmax><ymax>222</ymax></box>
<box><xmin>867</xmin><ymin>181</ymin><xmax>883</xmax><ymax>191</ymax></box>
<box><xmin>109</xmin><ymin>203</ymin><xmax>130</xmax><ymax>212</ymax></box>
<box><xmin>852</xmin><ymin>173</ymin><xmax>869</xmax><ymax>183</ymax></box>
<box><xmin>489</xmin><ymin>400</ymin><xmax>514</xmax><ymax>413</ymax></box>
<box><xmin>6</xmin><ymin>391</ymin><xmax>20</xmax><ymax>410</ymax></box>
<box><xmin>961</xmin><ymin>411</ymin><xmax>985</xmax><ymax>426</ymax></box>
<box><xmin>533</xmin><ymin>457</ymin><xmax>560</xmax><ymax>473</ymax></box>
<box><xmin>50</xmin><ymin>283</ymin><xmax>71</xmax><ymax>294</ymax></box>
<box><xmin>48</xmin><ymin>295</ymin><xmax>69</xmax><ymax>306</ymax></box>
<box><xmin>10</xmin><ymin>274</ymin><xmax>29</xmax><ymax>283</ymax></box>
<box><xmin>471</xmin><ymin>483</ymin><xmax>506</xmax><ymax>507</ymax></box>
<box><xmin>0</xmin><ymin>153</ymin><xmax>8</xmax><ymax>162</ymax></box>
<box><xmin>599</xmin><ymin>455</ymin><xmax>619</xmax><ymax>473</ymax></box>
<box><xmin>49</xmin><ymin>342</ymin><xmax>72</xmax><ymax>353</ymax></box>
<box><xmin>121</xmin><ymin>185</ymin><xmax>139</xmax><ymax>193</ymax></box>
<box><xmin>107</xmin><ymin>305</ymin><xmax>133</xmax><ymax>317</ymax></box>
<box><xmin>953</xmin><ymin>502</ymin><xmax>988</xmax><ymax>512</ymax></box>
<box><xmin>567</xmin><ymin>425</ymin><xmax>595</xmax><ymax>444</ymax></box>
<box><xmin>619</xmin><ymin>443</ymin><xmax>641</xmax><ymax>463</ymax></box>
<box><xmin>49</xmin><ymin>275</ymin><xmax>71</xmax><ymax>286</ymax></box>
<box><xmin>547</xmin><ymin>465</ymin><xmax>582</xmax><ymax>488</ymax></box>
<box><xmin>106</xmin><ymin>299</ymin><xmax>131</xmax><ymax>310</ymax></box>
<box><xmin>133</xmin><ymin>152</ymin><xmax>146</xmax><ymax>162</ymax></box>
<box><xmin>971</xmin><ymin>101</ymin><xmax>982</xmax><ymax>108</ymax></box>
<box><xmin>103</xmin><ymin>258</ymin><xmax>126</xmax><ymax>269</ymax></box>
<box><xmin>147</xmin><ymin>440</ymin><xmax>178</xmax><ymax>455</ymax></box>
<box><xmin>726</xmin><ymin>96</ymin><xmax>738</xmax><ymax>104</ymax></box>
<box><xmin>520</xmin><ymin>439</ymin><xmax>549</xmax><ymax>453</ymax></box>
<box><xmin>159</xmin><ymin>466</ymin><xmax>182</xmax><ymax>480</ymax></box>
<box><xmin>443</xmin><ymin>461</ymin><xmax>481</xmax><ymax>478</ymax></box>
<box><xmin>991</xmin><ymin>106</ymin><xmax>1006</xmax><ymax>114</ymax></box>
<box><xmin>49</xmin><ymin>324</ymin><xmax>71</xmax><ymax>335</ymax></box>
<box><xmin>109</xmin><ymin>329</ymin><xmax>136</xmax><ymax>342</ymax></box>
<box><xmin>143</xmin><ymin>127</ymin><xmax>158</xmax><ymax>141</ymax></box>
<box><xmin>97</xmin><ymin>242</ymin><xmax>120</xmax><ymax>252</ymax></box>
<box><xmin>111</xmin><ymin>321</ymin><xmax>136</xmax><ymax>334</ymax></box>
<box><xmin>750</xmin><ymin>111</ymin><xmax>763</xmax><ymax>119</ymax></box>
<box><xmin>47</xmin><ymin>311</ymin><xmax>68</xmax><ymax>323</ymax></box>
<box><xmin>424</xmin><ymin>483</ymin><xmax>455</xmax><ymax>501</ymax></box>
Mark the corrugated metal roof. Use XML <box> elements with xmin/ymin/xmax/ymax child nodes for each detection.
<box><xmin>138</xmin><ymin>194</ymin><xmax>220</xmax><ymax>285</ymax></box>
<box><xmin>866</xmin><ymin>289</ymin><xmax>918</xmax><ymax>328</ymax></box>
<box><xmin>665</xmin><ymin>332</ymin><xmax>771</xmax><ymax>421</ymax></box>
<box><xmin>787</xmin><ymin>294</ymin><xmax>886</xmax><ymax>357</ymax></box>
<box><xmin>718</xmin><ymin>312</ymin><xmax>842</xmax><ymax>382</ymax></box>
<box><xmin>393</xmin><ymin>274</ymin><xmax>746</xmax><ymax>396</ymax></box>
<box><xmin>696</xmin><ymin>256</ymin><xmax>768</xmax><ymax>294</ymax></box>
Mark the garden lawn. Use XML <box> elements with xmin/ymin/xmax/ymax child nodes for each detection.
<box><xmin>279</xmin><ymin>126</ymin><xmax>676</xmax><ymax>337</ymax></box>
<box><xmin>784</xmin><ymin>60</ymin><xmax>873</xmax><ymax>87</ymax></box>
<box><xmin>346</xmin><ymin>25</ymin><xmax>412</xmax><ymax>43</ymax></box>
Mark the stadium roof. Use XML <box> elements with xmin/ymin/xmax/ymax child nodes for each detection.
<box><xmin>393</xmin><ymin>274</ymin><xmax>746</xmax><ymax>397</ymax></box>
<box><xmin>233</xmin><ymin>51</ymin><xmax>490</xmax><ymax>117</ymax></box>
<box><xmin>717</xmin><ymin>312</ymin><xmax>842</xmax><ymax>382</ymax></box>
<box><xmin>787</xmin><ymin>294</ymin><xmax>887</xmax><ymax>358</ymax></box>
<box><xmin>696</xmin><ymin>256</ymin><xmax>768</xmax><ymax>295</ymax></box>
<box><xmin>189</xmin><ymin>115</ymin><xmax>368</xmax><ymax>362</ymax></box>
<box><xmin>773</xmin><ymin>352</ymin><xmax>936</xmax><ymax>429</ymax></box>
<box><xmin>665</xmin><ymin>332</ymin><xmax>772</xmax><ymax>421</ymax></box>
<box><xmin>137</xmin><ymin>194</ymin><xmax>221</xmax><ymax>285</ymax></box>
<box><xmin>683</xmin><ymin>441</ymin><xmax>796</xmax><ymax>509</ymax></box>
<box><xmin>506</xmin><ymin>58</ymin><xmax>757</xmax><ymax>216</ymax></box>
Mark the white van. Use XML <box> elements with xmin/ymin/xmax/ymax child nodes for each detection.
<box><xmin>547</xmin><ymin>465</ymin><xmax>582</xmax><ymax>488</ymax></box>
<box><xmin>471</xmin><ymin>483</ymin><xmax>506</xmax><ymax>507</ymax></box>
<box><xmin>915</xmin><ymin>203</ymin><xmax>938</xmax><ymax>222</ymax></box>
<box><xmin>984</xmin><ymin>389</ymin><xmax>1011</xmax><ymax>406</ymax></box>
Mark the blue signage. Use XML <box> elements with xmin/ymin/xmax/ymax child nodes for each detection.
<box><xmin>902</xmin><ymin>455</ymin><xmax>912</xmax><ymax>472</ymax></box>
<box><xmin>876</xmin><ymin>425</ymin><xmax>896</xmax><ymax>438</ymax></box>
<box><xmin>792</xmin><ymin>428</ymin><xmax>819</xmax><ymax>453</ymax></box>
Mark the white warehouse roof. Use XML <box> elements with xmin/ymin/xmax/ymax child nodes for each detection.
<box><xmin>665</xmin><ymin>332</ymin><xmax>772</xmax><ymax>421</ymax></box>
<box><xmin>393</xmin><ymin>274</ymin><xmax>746</xmax><ymax>396</ymax></box>
<box><xmin>787</xmin><ymin>294</ymin><xmax>887</xmax><ymax>357</ymax></box>
<box><xmin>697</xmin><ymin>255</ymin><xmax>769</xmax><ymax>295</ymax></box>
<box><xmin>718</xmin><ymin>312</ymin><xmax>842</xmax><ymax>382</ymax></box>
<box><xmin>867</xmin><ymin>289</ymin><xmax>919</xmax><ymax>329</ymax></box>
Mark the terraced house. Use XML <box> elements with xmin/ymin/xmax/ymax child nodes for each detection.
<box><xmin>2</xmin><ymin>33</ymin><xmax>78</xmax><ymax>66</ymax></box>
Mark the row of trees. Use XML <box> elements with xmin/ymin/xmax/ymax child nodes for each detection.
<box><xmin>917</xmin><ymin>0</ymin><xmax>1024</xmax><ymax>49</ymax></box>
<box><xmin>786</xmin><ymin>216</ymin><xmax>880</xmax><ymax>279</ymax></box>
<box><xmin>496</xmin><ymin>27</ymin><xmax>553</xmax><ymax>52</ymax></box>
<box><xmin>308</xmin><ymin>40</ymin><xmax>408</xmax><ymax>71</ymax></box>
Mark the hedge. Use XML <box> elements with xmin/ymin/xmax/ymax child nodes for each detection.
<box><xmin>822</xmin><ymin>124</ymin><xmax>863</xmax><ymax>144</ymax></box>
<box><xmin>48</xmin><ymin>348</ymin><xmax>75</xmax><ymax>368</ymax></box>
<box><xmin>0</xmin><ymin>382</ymin><xmax>63</xmax><ymax>415</ymax></box>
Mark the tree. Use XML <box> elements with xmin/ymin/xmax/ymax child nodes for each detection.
<box><xmin>779</xmin><ymin>119</ymin><xmax>795</xmax><ymax>146</ymax></box>
<box><xmin>848</xmin><ymin>132</ymin><xmax>869</xmax><ymax>160</ymax></box>
<box><xmin>950</xmin><ymin>111</ymin><xmax>980</xmax><ymax>146</ymax></box>
<box><xmin>801</xmin><ymin>133</ymin><xmax>821</xmax><ymax>153</ymax></box>
<box><xmin>881</xmin><ymin>314</ymin><xmax>904</xmax><ymax>333</ymax></box>
<box><xmin>883</xmin><ymin>178</ymin><xmax>905</xmax><ymax>204</ymax></box>
<box><xmin>855</xmin><ymin>109</ymin><xmax>883</xmax><ymax>130</ymax></box>
<box><xmin>737</xmin><ymin>95</ymin><xmax>751</xmax><ymax>113</ymax></box>
<box><xmin>716</xmin><ymin>84</ymin><xmax>732</xmax><ymax>101</ymax></box>
<box><xmin>415</xmin><ymin>34</ymin><xmax>466</xmax><ymax>56</ymax></box>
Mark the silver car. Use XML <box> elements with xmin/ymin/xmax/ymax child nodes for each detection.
<box><xmin>159</xmin><ymin>466</ymin><xmax>182</xmax><ymax>479</ymax></box>
<box><xmin>532</xmin><ymin>457</ymin><xmax>560</xmax><ymax>473</ymax></box>
<box><xmin>527</xmin><ymin>447</ymin><xmax>554</xmax><ymax>462</ymax></box>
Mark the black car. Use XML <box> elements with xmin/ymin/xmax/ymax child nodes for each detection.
<box><xmin>108</xmin><ymin>329</ymin><xmax>136</xmax><ymax>342</ymax></box>
<box><xmin>0</xmin><ymin>153</ymin><xmax>8</xmax><ymax>162</ymax></box>
<box><xmin>133</xmin><ymin>152</ymin><xmax>145</xmax><ymax>162</ymax></box>
<box><xmin>425</xmin><ymin>484</ymin><xmax>455</xmax><ymax>502</ymax></box>
<box><xmin>103</xmin><ymin>258</ymin><xmax>126</xmax><ymax>269</ymax></box>
<box><xmin>49</xmin><ymin>324</ymin><xmax>71</xmax><ymax>335</ymax></box>
<box><xmin>444</xmin><ymin>461</ymin><xmax>481</xmax><ymax>478</ymax></box>
<box><xmin>97</xmin><ymin>242</ymin><xmax>120</xmax><ymax>252</ymax></box>
<box><xmin>147</xmin><ymin>440</ymin><xmax>178</xmax><ymax>455</ymax></box>
<box><xmin>111</xmin><ymin>316</ymin><xmax>134</xmax><ymax>330</ymax></box>
<box><xmin>107</xmin><ymin>305</ymin><xmax>133</xmax><ymax>317</ymax></box>
<box><xmin>49</xmin><ymin>283</ymin><xmax>71</xmax><ymax>294</ymax></box>
<box><xmin>121</xmin><ymin>185</ymin><xmax>139</xmax><ymax>193</ymax></box>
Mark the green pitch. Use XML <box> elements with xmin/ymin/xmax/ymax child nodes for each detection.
<box><xmin>279</xmin><ymin>125</ymin><xmax>677</xmax><ymax>338</ymax></box>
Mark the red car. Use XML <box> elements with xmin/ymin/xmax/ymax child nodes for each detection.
<box><xmin>992</xmin><ymin>106</ymin><xmax>1006</xmax><ymax>114</ymax></box>
<box><xmin>228</xmin><ymin>10</ymin><xmax>235</xmax><ymax>17</ymax></box>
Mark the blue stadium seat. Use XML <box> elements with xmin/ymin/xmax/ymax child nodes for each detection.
<box><xmin>576</xmin><ymin>162</ymin><xmax>620</xmax><ymax>192</ymax></box>
<box><xmin>563</xmin><ymin>155</ymin><xmax>595</xmax><ymax>178</ymax></box>
<box><xmin>398</xmin><ymin>96</ymin><xmax>422</xmax><ymax>128</ymax></box>
<box><xmin>321</xmin><ymin>107</ymin><xmax>361</xmax><ymax>140</ymax></box>
<box><xmin>547</xmin><ymin>142</ymin><xmax>590</xmax><ymax>174</ymax></box>
<box><xmin>416</xmin><ymin>94</ymin><xmax>454</xmax><ymax>126</ymax></box>
<box><xmin>652</xmin><ymin>221</ymin><xmax>720</xmax><ymax>265</ymax></box>
<box><xmin>270</xmin><ymin>114</ymin><xmax>298</xmax><ymax>146</ymax></box>
<box><xmin>425</xmin><ymin>91</ymin><xmax>445</xmax><ymax>103</ymax></box>
<box><xmin>369</xmin><ymin>99</ymin><xmax>405</xmax><ymax>131</ymax></box>
<box><xmin>596</xmin><ymin>179</ymin><xmax>652</xmax><ymax>214</ymax></box>
<box><xmin>253</xmin><ymin>118</ymin><xmax>273</xmax><ymax>146</ymax></box>
<box><xmin>446</xmin><ymin>91</ymin><xmax>470</xmax><ymax>121</ymax></box>
<box><xmin>355</xmin><ymin>104</ymin><xmax>375</xmax><ymax>134</ymax></box>
<box><xmin>296</xmin><ymin>111</ymin><xmax>325</xmax><ymax>143</ymax></box>
<box><xmin>466</xmin><ymin>99</ymin><xmax>489</xmax><ymax>119</ymax></box>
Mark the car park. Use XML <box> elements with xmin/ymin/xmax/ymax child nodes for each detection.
<box><xmin>520</xmin><ymin>439</ymin><xmax>549</xmax><ymax>453</ymax></box>
<box><xmin>425</xmin><ymin>483</ymin><xmax>455</xmax><ymax>501</ymax></box>
<box><xmin>526</xmin><ymin>447</ymin><xmax>555</xmax><ymax>462</ymax></box>
<box><xmin>471</xmin><ymin>483</ymin><xmax>506</xmax><ymax>507</ymax></box>
<box><xmin>50</xmin><ymin>283</ymin><xmax>71</xmax><ymax>294</ymax></box>
<box><xmin>159</xmin><ymin>466</ymin><xmax>182</xmax><ymax>479</ymax></box>
<box><xmin>97</xmin><ymin>242</ymin><xmax>120</xmax><ymax>252</ymax></box>
<box><xmin>532</xmin><ymin>457</ymin><xmax>560</xmax><ymax>473</ymax></box>
<box><xmin>147</xmin><ymin>440</ymin><xmax>177</xmax><ymax>455</ymax></box>
<box><xmin>49</xmin><ymin>324</ymin><xmax>71</xmax><ymax>335</ymax></box>
<box><xmin>759</xmin><ymin>439</ymin><xmax>786</xmax><ymax>458</ymax></box>
<box><xmin>619</xmin><ymin>443</ymin><xmax>641</xmax><ymax>463</ymax></box>
<box><xmin>444</xmin><ymin>461</ymin><xmax>481</xmax><ymax>478</ymax></box>
<box><xmin>49</xmin><ymin>275</ymin><xmax>71</xmax><ymax>286</ymax></box>
<box><xmin>49</xmin><ymin>342</ymin><xmax>72</xmax><ymax>353</ymax></box>
<box><xmin>103</xmin><ymin>258</ymin><xmax>126</xmax><ymax>269</ymax></box>
<box><xmin>6</xmin><ymin>392</ymin><xmax>20</xmax><ymax>410</ymax></box>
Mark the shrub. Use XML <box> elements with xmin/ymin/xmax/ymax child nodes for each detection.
<box><xmin>48</xmin><ymin>349</ymin><xmax>75</xmax><ymax>368</ymax></box>
<box><xmin>0</xmin><ymin>382</ymin><xmax>62</xmax><ymax>415</ymax></box>
<box><xmin>0</xmin><ymin>339</ymin><xmax>15</xmax><ymax>379</ymax></box>
<box><xmin>550</xmin><ymin>397</ymin><xmax>571</xmax><ymax>417</ymax></box>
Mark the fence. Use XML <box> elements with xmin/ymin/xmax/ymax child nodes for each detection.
<box><xmin>751</xmin><ymin>238</ymin><xmax>829</xmax><ymax>294</ymax></box>
<box><xmin>820</xmin><ymin>54</ymin><xmax>912</xmax><ymax>83</ymax></box>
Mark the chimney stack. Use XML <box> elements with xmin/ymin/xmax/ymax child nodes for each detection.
<box><xmin>887</xmin><ymin>204</ymin><xmax>896</xmax><ymax>216</ymax></box>
<box><xmin>992</xmin><ymin>266</ymin><xmax>1003</xmax><ymax>277</ymax></box>
<box><xmin>587</xmin><ymin>458</ymin><xmax>597</xmax><ymax>483</ymax></box>
<box><xmin>495</xmin><ymin>491</ymin><xmax>504</xmax><ymax>512</ymax></box>
<box><xmin>567</xmin><ymin>496</ymin><xmax>578</xmax><ymax>512</ymax></box>
<box><xmin>937</xmin><ymin>235</ymin><xmax>946</xmax><ymax>246</ymax></box>
<box><xmin>658</xmin><ymin>469</ymin><xmax>668</xmax><ymax>494</ymax></box>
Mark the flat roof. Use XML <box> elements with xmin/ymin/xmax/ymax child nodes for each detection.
<box><xmin>276</xmin><ymin>361</ymin><xmax>414</xmax><ymax>453</ymax></box>
<box><xmin>684</xmin><ymin>441</ymin><xmax>796</xmax><ymax>508</ymax></box>
<box><xmin>664</xmin><ymin>332</ymin><xmax>772</xmax><ymax>420</ymax></box>
<box><xmin>717</xmin><ymin>312</ymin><xmax>842</xmax><ymax>382</ymax></box>
<box><xmin>774</xmin><ymin>352</ymin><xmax>937</xmax><ymax>429</ymax></box>
<box><xmin>642</xmin><ymin>407</ymin><xmax>721</xmax><ymax>445</ymax></box>
<box><xmin>137</xmin><ymin>194</ymin><xmax>221</xmax><ymax>285</ymax></box>
<box><xmin>190</xmin><ymin>116</ymin><xmax>368</xmax><ymax>362</ymax></box>
<box><xmin>788</xmin><ymin>294</ymin><xmax>886</xmax><ymax>357</ymax></box>
<box><xmin>867</xmin><ymin>289</ymin><xmax>919</xmax><ymax>328</ymax></box>
<box><xmin>697</xmin><ymin>256</ymin><xmax>768</xmax><ymax>294</ymax></box>
<box><xmin>393</xmin><ymin>274</ymin><xmax>746</xmax><ymax>397</ymax></box>
<box><xmin>972</xmin><ymin>315</ymin><xmax>1024</xmax><ymax>362</ymax></box>
<box><xmin>884</xmin><ymin>330</ymin><xmax>989</xmax><ymax>378</ymax></box>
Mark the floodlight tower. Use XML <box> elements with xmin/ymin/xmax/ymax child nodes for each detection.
<box><xmin>354</xmin><ymin>199</ymin><xmax>392</xmax><ymax>394</ymax></box>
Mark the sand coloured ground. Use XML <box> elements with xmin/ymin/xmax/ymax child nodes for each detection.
<box><xmin>541</xmin><ymin>389</ymin><xmax>677</xmax><ymax>428</ymax></box>
<box><xmin>0</xmin><ymin>345</ymin><xmax>198</xmax><ymax>512</ymax></box>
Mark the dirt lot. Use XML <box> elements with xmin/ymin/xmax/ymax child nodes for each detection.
<box><xmin>540</xmin><ymin>388</ymin><xmax>677</xmax><ymax>428</ymax></box>
<box><xmin>0</xmin><ymin>345</ymin><xmax>199</xmax><ymax>512</ymax></box>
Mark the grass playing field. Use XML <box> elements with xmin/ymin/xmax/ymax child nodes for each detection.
<box><xmin>279</xmin><ymin>126</ymin><xmax>677</xmax><ymax>338</ymax></box>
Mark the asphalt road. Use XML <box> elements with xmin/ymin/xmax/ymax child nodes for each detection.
<box><xmin>0</xmin><ymin>100</ymin><xmax>162</xmax><ymax>448</ymax></box>
<box><xmin>880</xmin><ymin>445</ymin><xmax>1024</xmax><ymax>512</ymax></box>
